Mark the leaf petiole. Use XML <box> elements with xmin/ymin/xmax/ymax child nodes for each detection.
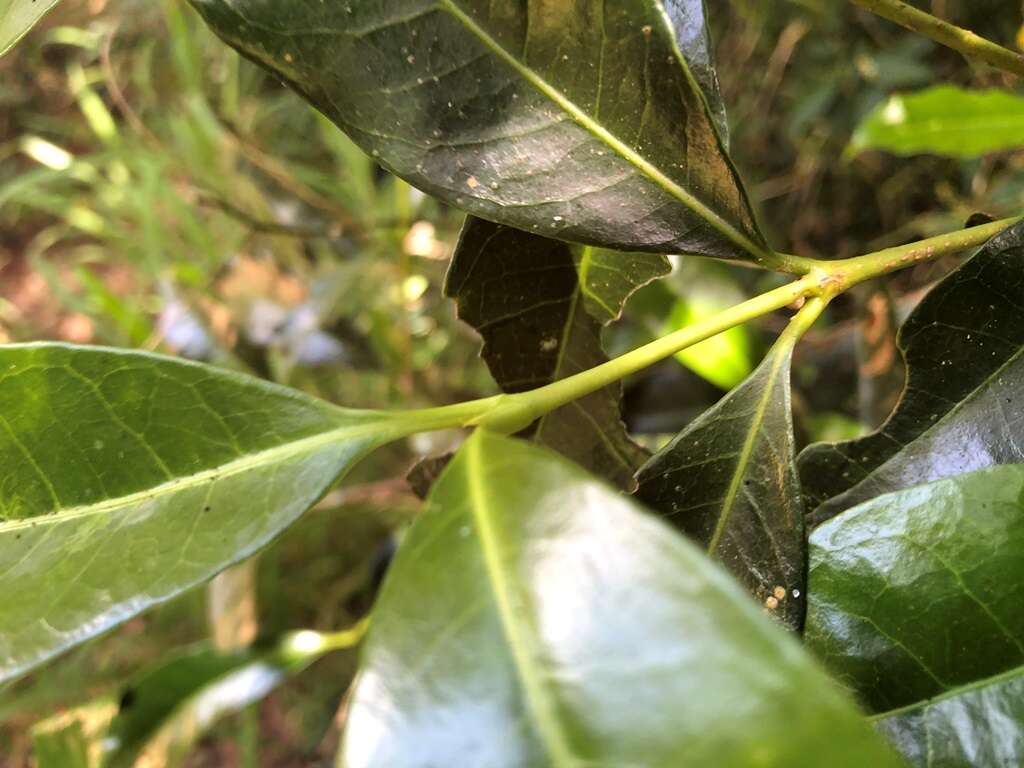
<box><xmin>470</xmin><ymin>274</ymin><xmax>820</xmax><ymax>433</ymax></box>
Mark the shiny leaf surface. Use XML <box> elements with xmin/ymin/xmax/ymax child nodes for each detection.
<box><xmin>875</xmin><ymin>664</ymin><xmax>1024</xmax><ymax>767</ymax></box>
<box><xmin>189</xmin><ymin>0</ymin><xmax>770</xmax><ymax>262</ymax></box>
<box><xmin>663</xmin><ymin>0</ymin><xmax>728</xmax><ymax>143</ymax></box>
<box><xmin>800</xmin><ymin>220</ymin><xmax>1024</xmax><ymax>523</ymax></box>
<box><xmin>806</xmin><ymin>466</ymin><xmax>1024</xmax><ymax>713</ymax></box>
<box><xmin>446</xmin><ymin>218</ymin><xmax>669</xmax><ymax>488</ymax></box>
<box><xmin>0</xmin><ymin>0</ymin><xmax>60</xmax><ymax>55</ymax></box>
<box><xmin>850</xmin><ymin>85</ymin><xmax>1024</xmax><ymax>159</ymax></box>
<box><xmin>340</xmin><ymin>430</ymin><xmax>901</xmax><ymax>768</ymax></box>
<box><xmin>0</xmin><ymin>344</ymin><xmax>412</xmax><ymax>683</ymax></box>
<box><xmin>636</xmin><ymin>314</ymin><xmax>807</xmax><ymax>629</ymax></box>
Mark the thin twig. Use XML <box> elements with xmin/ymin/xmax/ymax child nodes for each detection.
<box><xmin>221</xmin><ymin>123</ymin><xmax>366</xmax><ymax>238</ymax></box>
<box><xmin>100</xmin><ymin>24</ymin><xmax>161</xmax><ymax>146</ymax></box>
<box><xmin>850</xmin><ymin>0</ymin><xmax>1024</xmax><ymax>77</ymax></box>
<box><xmin>196</xmin><ymin>192</ymin><xmax>337</xmax><ymax>239</ymax></box>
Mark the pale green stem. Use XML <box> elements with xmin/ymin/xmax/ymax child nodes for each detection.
<box><xmin>761</xmin><ymin>251</ymin><xmax>820</xmax><ymax>276</ymax></box>
<box><xmin>850</xmin><ymin>0</ymin><xmax>1024</xmax><ymax>77</ymax></box>
<box><xmin>396</xmin><ymin>215</ymin><xmax>1019</xmax><ymax>435</ymax></box>
<box><xmin>320</xmin><ymin>617</ymin><xmax>370</xmax><ymax>651</ymax></box>
<box><xmin>823</xmin><ymin>217</ymin><xmax>1020</xmax><ymax>288</ymax></box>
<box><xmin>398</xmin><ymin>395</ymin><xmax>505</xmax><ymax>433</ymax></box>
<box><xmin>277</xmin><ymin>620</ymin><xmax>369</xmax><ymax>667</ymax></box>
<box><xmin>780</xmin><ymin>296</ymin><xmax>828</xmax><ymax>345</ymax></box>
<box><xmin>471</xmin><ymin>274</ymin><xmax>819</xmax><ymax>433</ymax></box>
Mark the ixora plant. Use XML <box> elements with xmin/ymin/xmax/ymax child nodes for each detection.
<box><xmin>3</xmin><ymin>0</ymin><xmax>1024</xmax><ymax>765</ymax></box>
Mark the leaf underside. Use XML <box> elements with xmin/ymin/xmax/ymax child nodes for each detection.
<box><xmin>189</xmin><ymin>0</ymin><xmax>768</xmax><ymax>261</ymax></box>
<box><xmin>340</xmin><ymin>430</ymin><xmax>901</xmax><ymax>768</ymax></box>
<box><xmin>446</xmin><ymin>217</ymin><xmax>669</xmax><ymax>488</ymax></box>
<box><xmin>636</xmin><ymin>337</ymin><xmax>806</xmax><ymax>629</ymax></box>
<box><xmin>800</xmin><ymin>220</ymin><xmax>1024</xmax><ymax>523</ymax></box>
<box><xmin>0</xmin><ymin>344</ymin><xmax>404</xmax><ymax>683</ymax></box>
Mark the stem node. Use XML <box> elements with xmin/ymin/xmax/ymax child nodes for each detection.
<box><xmin>808</xmin><ymin>267</ymin><xmax>846</xmax><ymax>300</ymax></box>
<box><xmin>398</xmin><ymin>215</ymin><xmax>1018</xmax><ymax>437</ymax></box>
<box><xmin>469</xmin><ymin>394</ymin><xmax>539</xmax><ymax>435</ymax></box>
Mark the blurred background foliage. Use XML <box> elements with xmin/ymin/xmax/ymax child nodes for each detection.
<box><xmin>0</xmin><ymin>0</ymin><xmax>1022</xmax><ymax>764</ymax></box>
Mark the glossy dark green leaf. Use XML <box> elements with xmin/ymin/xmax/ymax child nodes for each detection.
<box><xmin>189</xmin><ymin>0</ymin><xmax>771</xmax><ymax>262</ymax></box>
<box><xmin>874</xmin><ymin>664</ymin><xmax>1024</xmax><ymax>767</ymax></box>
<box><xmin>103</xmin><ymin>630</ymin><xmax>353</xmax><ymax>767</ymax></box>
<box><xmin>663</xmin><ymin>0</ymin><xmax>729</xmax><ymax>143</ymax></box>
<box><xmin>340</xmin><ymin>430</ymin><xmax>902</xmax><ymax>768</ymax></box>
<box><xmin>636</xmin><ymin>313</ymin><xmax>808</xmax><ymax>629</ymax></box>
<box><xmin>800</xmin><ymin>220</ymin><xmax>1024</xmax><ymax>523</ymax></box>
<box><xmin>0</xmin><ymin>343</ymin><xmax>416</xmax><ymax>683</ymax></box>
<box><xmin>446</xmin><ymin>218</ymin><xmax>669</xmax><ymax>488</ymax></box>
<box><xmin>0</xmin><ymin>0</ymin><xmax>60</xmax><ymax>55</ymax></box>
<box><xmin>850</xmin><ymin>85</ymin><xmax>1024</xmax><ymax>159</ymax></box>
<box><xmin>806</xmin><ymin>466</ymin><xmax>1024</xmax><ymax>713</ymax></box>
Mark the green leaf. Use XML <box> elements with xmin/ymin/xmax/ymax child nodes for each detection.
<box><xmin>663</xmin><ymin>0</ymin><xmax>729</xmax><ymax>144</ymax></box>
<box><xmin>446</xmin><ymin>218</ymin><xmax>669</xmax><ymax>489</ymax></box>
<box><xmin>849</xmin><ymin>85</ymin><xmax>1024</xmax><ymax>159</ymax></box>
<box><xmin>0</xmin><ymin>343</ymin><xmax>417</xmax><ymax>684</ymax></box>
<box><xmin>32</xmin><ymin>699</ymin><xmax>116</xmax><ymax>768</ymax></box>
<box><xmin>805</xmin><ymin>466</ymin><xmax>1024</xmax><ymax>714</ymax></box>
<box><xmin>339</xmin><ymin>430</ymin><xmax>902</xmax><ymax>768</ymax></box>
<box><xmin>103</xmin><ymin>629</ymin><xmax>357</xmax><ymax>767</ymax></box>
<box><xmin>35</xmin><ymin>723</ymin><xmax>93</xmax><ymax>768</ymax></box>
<box><xmin>635</xmin><ymin>309</ymin><xmax>810</xmax><ymax>629</ymax></box>
<box><xmin>188</xmin><ymin>0</ymin><xmax>771</xmax><ymax>262</ymax></box>
<box><xmin>800</xmin><ymin>220</ymin><xmax>1024</xmax><ymax>524</ymax></box>
<box><xmin>29</xmin><ymin>629</ymin><xmax>360</xmax><ymax>768</ymax></box>
<box><xmin>874</xmin><ymin>664</ymin><xmax>1024</xmax><ymax>767</ymax></box>
<box><xmin>0</xmin><ymin>0</ymin><xmax>60</xmax><ymax>56</ymax></box>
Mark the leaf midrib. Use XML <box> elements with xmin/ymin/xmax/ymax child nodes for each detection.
<box><xmin>465</xmin><ymin>436</ymin><xmax>578</xmax><ymax>768</ymax></box>
<box><xmin>707</xmin><ymin>348</ymin><xmax>789</xmax><ymax>556</ymax></box>
<box><xmin>435</xmin><ymin>0</ymin><xmax>767</xmax><ymax>262</ymax></box>
<box><xmin>870</xmin><ymin>661</ymin><xmax>1024</xmax><ymax>722</ymax></box>
<box><xmin>0</xmin><ymin>420</ymin><xmax>397</xmax><ymax>533</ymax></box>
